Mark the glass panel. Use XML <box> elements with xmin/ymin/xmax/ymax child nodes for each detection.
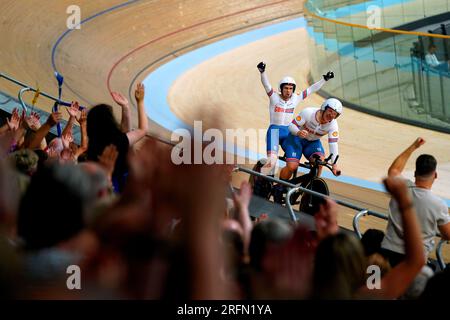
<box><xmin>441</xmin><ymin>76</ymin><xmax>450</xmax><ymax>130</ymax></box>
<box><xmin>393</xmin><ymin>35</ymin><xmax>416</xmax><ymax>119</ymax></box>
<box><xmin>427</xmin><ymin>72</ymin><xmax>444</xmax><ymax>119</ymax></box>
<box><xmin>424</xmin><ymin>0</ymin><xmax>447</xmax><ymax>17</ymax></box>
<box><xmin>305</xmin><ymin>0</ymin><xmax>450</xmax><ymax>132</ymax></box>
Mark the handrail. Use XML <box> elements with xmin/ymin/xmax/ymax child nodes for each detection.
<box><xmin>436</xmin><ymin>239</ymin><xmax>449</xmax><ymax>270</ymax></box>
<box><xmin>353</xmin><ymin>209</ymin><xmax>370</xmax><ymax>238</ymax></box>
<box><xmin>304</xmin><ymin>2</ymin><xmax>450</xmax><ymax>39</ymax></box>
<box><xmin>237</xmin><ymin>165</ymin><xmax>387</xmax><ymax>217</ymax></box>
<box><xmin>286</xmin><ymin>187</ymin><xmax>300</xmax><ymax>222</ymax></box>
<box><xmin>0</xmin><ymin>72</ymin><xmax>82</xmax><ymax>109</ymax></box>
<box><xmin>18</xmin><ymin>87</ymin><xmax>32</xmax><ymax>114</ymax></box>
<box><xmin>352</xmin><ymin>209</ymin><xmax>389</xmax><ymax>239</ymax></box>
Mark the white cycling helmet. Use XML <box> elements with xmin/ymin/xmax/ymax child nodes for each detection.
<box><xmin>279</xmin><ymin>76</ymin><xmax>297</xmax><ymax>92</ymax></box>
<box><xmin>320</xmin><ymin>98</ymin><xmax>343</xmax><ymax>117</ymax></box>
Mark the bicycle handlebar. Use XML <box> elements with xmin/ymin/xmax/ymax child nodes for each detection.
<box><xmin>278</xmin><ymin>153</ymin><xmax>341</xmax><ymax>176</ymax></box>
<box><xmin>298</xmin><ymin>153</ymin><xmax>341</xmax><ymax>176</ymax></box>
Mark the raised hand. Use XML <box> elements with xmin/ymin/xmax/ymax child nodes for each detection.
<box><xmin>6</xmin><ymin>108</ymin><xmax>21</xmax><ymax>131</ymax></box>
<box><xmin>135</xmin><ymin>83</ymin><xmax>145</xmax><ymax>103</ymax></box>
<box><xmin>76</xmin><ymin>109</ymin><xmax>87</xmax><ymax>126</ymax></box>
<box><xmin>111</xmin><ymin>92</ymin><xmax>129</xmax><ymax>107</ymax></box>
<box><xmin>61</xmin><ymin>131</ymin><xmax>73</xmax><ymax>149</ymax></box>
<box><xmin>412</xmin><ymin>137</ymin><xmax>425</xmax><ymax>149</ymax></box>
<box><xmin>257</xmin><ymin>61</ymin><xmax>266</xmax><ymax>73</ymax></box>
<box><xmin>232</xmin><ymin>181</ymin><xmax>252</xmax><ymax>211</ymax></box>
<box><xmin>26</xmin><ymin>111</ymin><xmax>41</xmax><ymax>130</ymax></box>
<box><xmin>66</xmin><ymin>101</ymin><xmax>80</xmax><ymax>118</ymax></box>
<box><xmin>323</xmin><ymin>71</ymin><xmax>334</xmax><ymax>81</ymax></box>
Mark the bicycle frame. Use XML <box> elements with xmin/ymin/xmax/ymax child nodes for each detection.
<box><xmin>283</xmin><ymin>156</ymin><xmax>330</xmax><ymax>206</ymax></box>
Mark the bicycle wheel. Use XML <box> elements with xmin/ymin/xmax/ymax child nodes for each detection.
<box><xmin>299</xmin><ymin>178</ymin><xmax>329</xmax><ymax>215</ymax></box>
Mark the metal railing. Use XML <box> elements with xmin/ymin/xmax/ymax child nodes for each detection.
<box><xmin>0</xmin><ymin>72</ymin><xmax>88</xmax><ymax>137</ymax></box>
<box><xmin>237</xmin><ymin>165</ymin><xmax>386</xmax><ymax>223</ymax></box>
<box><xmin>0</xmin><ymin>72</ymin><xmax>85</xmax><ymax>113</ymax></box>
<box><xmin>305</xmin><ymin>0</ymin><xmax>450</xmax><ymax>133</ymax></box>
<box><xmin>352</xmin><ymin>209</ymin><xmax>388</xmax><ymax>238</ymax></box>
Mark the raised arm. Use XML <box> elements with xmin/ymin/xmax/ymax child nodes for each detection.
<box><xmin>126</xmin><ymin>83</ymin><xmax>149</xmax><ymax>146</ymax></box>
<box><xmin>111</xmin><ymin>92</ymin><xmax>131</xmax><ymax>133</ymax></box>
<box><xmin>358</xmin><ymin>176</ymin><xmax>425</xmax><ymax>299</ymax></box>
<box><xmin>257</xmin><ymin>62</ymin><xmax>273</xmax><ymax>96</ymax></box>
<box><xmin>62</xmin><ymin>101</ymin><xmax>79</xmax><ymax>138</ymax></box>
<box><xmin>231</xmin><ymin>181</ymin><xmax>253</xmax><ymax>257</ymax></box>
<box><xmin>25</xmin><ymin>111</ymin><xmax>47</xmax><ymax>150</ymax></box>
<box><xmin>74</xmin><ymin>109</ymin><xmax>88</xmax><ymax>158</ymax></box>
<box><xmin>388</xmin><ymin>137</ymin><xmax>425</xmax><ymax>177</ymax></box>
<box><xmin>298</xmin><ymin>71</ymin><xmax>333</xmax><ymax>100</ymax></box>
<box><xmin>6</xmin><ymin>108</ymin><xmax>26</xmax><ymax>151</ymax></box>
<box><xmin>26</xmin><ymin>112</ymin><xmax>62</xmax><ymax>150</ymax></box>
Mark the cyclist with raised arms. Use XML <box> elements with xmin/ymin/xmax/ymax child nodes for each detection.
<box><xmin>280</xmin><ymin>97</ymin><xmax>343</xmax><ymax>181</ymax></box>
<box><xmin>257</xmin><ymin>62</ymin><xmax>334</xmax><ymax>170</ymax></box>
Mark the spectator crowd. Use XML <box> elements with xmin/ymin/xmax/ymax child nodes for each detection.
<box><xmin>0</xmin><ymin>83</ymin><xmax>449</xmax><ymax>299</ymax></box>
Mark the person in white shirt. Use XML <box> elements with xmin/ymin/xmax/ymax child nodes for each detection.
<box><xmin>425</xmin><ymin>44</ymin><xmax>449</xmax><ymax>73</ymax></box>
<box><xmin>381</xmin><ymin>137</ymin><xmax>450</xmax><ymax>267</ymax></box>
<box><xmin>257</xmin><ymin>62</ymin><xmax>334</xmax><ymax>170</ymax></box>
<box><xmin>279</xmin><ymin>98</ymin><xmax>342</xmax><ymax>180</ymax></box>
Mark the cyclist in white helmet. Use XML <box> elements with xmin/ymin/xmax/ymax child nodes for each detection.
<box><xmin>280</xmin><ymin>97</ymin><xmax>343</xmax><ymax>180</ymax></box>
<box><xmin>257</xmin><ymin>61</ymin><xmax>334</xmax><ymax>171</ymax></box>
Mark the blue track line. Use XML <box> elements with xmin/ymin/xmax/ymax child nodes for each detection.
<box><xmin>51</xmin><ymin>0</ymin><xmax>141</xmax><ymax>73</ymax></box>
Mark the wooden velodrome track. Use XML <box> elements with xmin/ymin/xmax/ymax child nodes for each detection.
<box><xmin>0</xmin><ymin>0</ymin><xmax>449</xmax><ymax>259</ymax></box>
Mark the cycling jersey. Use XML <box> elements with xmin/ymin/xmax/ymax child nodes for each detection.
<box><xmin>260</xmin><ymin>72</ymin><xmax>325</xmax><ymax>126</ymax></box>
<box><xmin>286</xmin><ymin>107</ymin><xmax>339</xmax><ymax>163</ymax></box>
<box><xmin>261</xmin><ymin>72</ymin><xmax>326</xmax><ymax>154</ymax></box>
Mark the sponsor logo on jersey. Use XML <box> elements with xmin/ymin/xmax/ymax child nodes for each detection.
<box><xmin>304</xmin><ymin>126</ymin><xmax>326</xmax><ymax>136</ymax></box>
<box><xmin>274</xmin><ymin>106</ymin><xmax>294</xmax><ymax>113</ymax></box>
<box><xmin>332</xmin><ymin>131</ymin><xmax>338</xmax><ymax>137</ymax></box>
